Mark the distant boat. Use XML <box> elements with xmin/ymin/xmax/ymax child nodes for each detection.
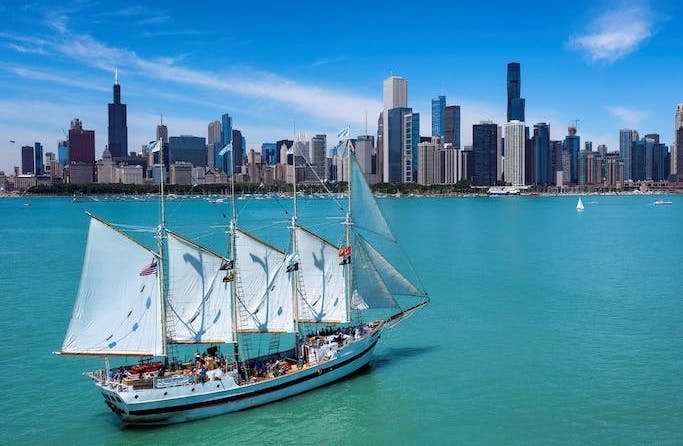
<box><xmin>654</xmin><ymin>200</ymin><xmax>672</xmax><ymax>205</ymax></box>
<box><xmin>576</xmin><ymin>197</ymin><xmax>584</xmax><ymax>212</ymax></box>
<box><xmin>487</xmin><ymin>186</ymin><xmax>520</xmax><ymax>196</ymax></box>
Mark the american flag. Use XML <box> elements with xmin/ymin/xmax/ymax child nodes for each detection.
<box><xmin>139</xmin><ymin>260</ymin><xmax>158</xmax><ymax>276</ymax></box>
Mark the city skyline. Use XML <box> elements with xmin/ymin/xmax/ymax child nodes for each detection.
<box><xmin>1</xmin><ymin>0</ymin><xmax>682</xmax><ymax>173</ymax></box>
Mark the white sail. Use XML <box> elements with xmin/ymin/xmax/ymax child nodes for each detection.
<box><xmin>235</xmin><ymin>229</ymin><xmax>294</xmax><ymax>333</ymax></box>
<box><xmin>61</xmin><ymin>216</ymin><xmax>163</xmax><ymax>356</ymax></box>
<box><xmin>350</xmin><ymin>235</ymin><xmax>400</xmax><ymax>311</ymax></box>
<box><xmin>350</xmin><ymin>151</ymin><xmax>395</xmax><ymax>241</ymax></box>
<box><xmin>294</xmin><ymin>226</ymin><xmax>348</xmax><ymax>323</ymax></box>
<box><xmin>576</xmin><ymin>197</ymin><xmax>584</xmax><ymax>211</ymax></box>
<box><xmin>356</xmin><ymin>235</ymin><xmax>424</xmax><ymax>297</ymax></box>
<box><xmin>166</xmin><ymin>232</ymin><xmax>234</xmax><ymax>343</ymax></box>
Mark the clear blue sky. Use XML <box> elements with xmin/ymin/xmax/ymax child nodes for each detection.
<box><xmin>0</xmin><ymin>0</ymin><xmax>681</xmax><ymax>172</ymax></box>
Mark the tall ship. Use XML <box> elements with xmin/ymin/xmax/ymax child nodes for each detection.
<box><xmin>58</xmin><ymin>140</ymin><xmax>428</xmax><ymax>425</ymax></box>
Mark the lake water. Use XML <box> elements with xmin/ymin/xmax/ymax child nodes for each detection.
<box><xmin>1</xmin><ymin>194</ymin><xmax>681</xmax><ymax>445</ymax></box>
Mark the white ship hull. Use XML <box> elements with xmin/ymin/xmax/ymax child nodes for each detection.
<box><xmin>97</xmin><ymin>328</ymin><xmax>381</xmax><ymax>425</ymax></box>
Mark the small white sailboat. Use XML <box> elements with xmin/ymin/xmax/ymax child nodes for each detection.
<box><xmin>58</xmin><ymin>138</ymin><xmax>428</xmax><ymax>425</ymax></box>
<box><xmin>576</xmin><ymin>197</ymin><xmax>584</xmax><ymax>212</ymax></box>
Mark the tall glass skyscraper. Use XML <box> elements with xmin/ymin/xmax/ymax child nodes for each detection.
<box><xmin>431</xmin><ymin>95</ymin><xmax>445</xmax><ymax>137</ymax></box>
<box><xmin>386</xmin><ymin>107</ymin><xmax>411</xmax><ymax>184</ymax></box>
<box><xmin>107</xmin><ymin>70</ymin><xmax>128</xmax><ymax>159</ymax></box>
<box><xmin>564</xmin><ymin>127</ymin><xmax>580</xmax><ymax>184</ymax></box>
<box><xmin>215</xmin><ymin>113</ymin><xmax>233</xmax><ymax>173</ymax></box>
<box><xmin>443</xmin><ymin>105</ymin><xmax>461</xmax><ymax>148</ymax></box>
<box><xmin>57</xmin><ymin>140</ymin><xmax>68</xmax><ymax>166</ymax></box>
<box><xmin>472</xmin><ymin>122</ymin><xmax>498</xmax><ymax>186</ymax></box>
<box><xmin>533</xmin><ymin>123</ymin><xmax>550</xmax><ymax>186</ymax></box>
<box><xmin>507</xmin><ymin>63</ymin><xmax>525</xmax><ymax>122</ymax></box>
<box><xmin>21</xmin><ymin>145</ymin><xmax>33</xmax><ymax>174</ymax></box>
<box><xmin>619</xmin><ymin>129</ymin><xmax>634</xmax><ymax>181</ymax></box>
<box><xmin>34</xmin><ymin>142</ymin><xmax>44</xmax><ymax>176</ymax></box>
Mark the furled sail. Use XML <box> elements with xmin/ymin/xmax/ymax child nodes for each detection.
<box><xmin>61</xmin><ymin>216</ymin><xmax>163</xmax><ymax>356</ymax></box>
<box><xmin>350</xmin><ymin>151</ymin><xmax>395</xmax><ymax>241</ymax></box>
<box><xmin>294</xmin><ymin>226</ymin><xmax>348</xmax><ymax>323</ymax></box>
<box><xmin>166</xmin><ymin>231</ymin><xmax>234</xmax><ymax>343</ymax></box>
<box><xmin>235</xmin><ymin>228</ymin><xmax>293</xmax><ymax>333</ymax></box>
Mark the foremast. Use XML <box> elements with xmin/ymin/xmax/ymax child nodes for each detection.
<box><xmin>343</xmin><ymin>136</ymin><xmax>353</xmax><ymax>325</ymax></box>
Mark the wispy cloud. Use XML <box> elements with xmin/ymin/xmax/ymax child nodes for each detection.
<box><xmin>91</xmin><ymin>5</ymin><xmax>170</xmax><ymax>25</ymax></box>
<box><xmin>606</xmin><ymin>105</ymin><xmax>647</xmax><ymax>127</ymax></box>
<box><xmin>2</xmin><ymin>24</ymin><xmax>381</xmax><ymax>126</ymax></box>
<box><xmin>3</xmin><ymin>65</ymin><xmax>109</xmax><ymax>93</ymax></box>
<box><xmin>567</xmin><ymin>3</ymin><xmax>655</xmax><ymax>63</ymax></box>
<box><xmin>5</xmin><ymin>42</ymin><xmax>49</xmax><ymax>55</ymax></box>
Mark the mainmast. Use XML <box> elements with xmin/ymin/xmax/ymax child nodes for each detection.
<box><xmin>228</xmin><ymin>142</ymin><xmax>240</xmax><ymax>364</ymax></box>
<box><xmin>157</xmin><ymin>138</ymin><xmax>168</xmax><ymax>357</ymax></box>
<box><xmin>291</xmin><ymin>140</ymin><xmax>300</xmax><ymax>341</ymax></box>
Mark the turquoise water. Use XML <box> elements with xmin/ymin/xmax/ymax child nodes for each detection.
<box><xmin>1</xmin><ymin>195</ymin><xmax>681</xmax><ymax>445</ymax></box>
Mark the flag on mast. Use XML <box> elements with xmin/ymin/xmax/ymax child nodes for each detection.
<box><xmin>148</xmin><ymin>140</ymin><xmax>162</xmax><ymax>153</ymax></box>
<box><xmin>219</xmin><ymin>143</ymin><xmax>232</xmax><ymax>156</ymax></box>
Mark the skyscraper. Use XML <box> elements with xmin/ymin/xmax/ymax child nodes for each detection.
<box><xmin>403</xmin><ymin>112</ymin><xmax>419</xmax><ymax>182</ymax></box>
<box><xmin>386</xmin><ymin>107</ymin><xmax>411</xmax><ymax>183</ymax></box>
<box><xmin>213</xmin><ymin>113</ymin><xmax>233</xmax><ymax>173</ymax></box>
<box><xmin>619</xmin><ymin>129</ymin><xmax>634</xmax><ymax>181</ymax></box>
<box><xmin>382</xmin><ymin>76</ymin><xmax>408</xmax><ymax>183</ymax></box>
<box><xmin>443</xmin><ymin>105</ymin><xmax>461</xmax><ymax>148</ymax></box>
<box><xmin>156</xmin><ymin>116</ymin><xmax>168</xmax><ymax>144</ymax></box>
<box><xmin>68</xmin><ymin>118</ymin><xmax>95</xmax><ymax>165</ymax></box>
<box><xmin>355</xmin><ymin>135</ymin><xmax>375</xmax><ymax>180</ymax></box>
<box><xmin>504</xmin><ymin>120</ymin><xmax>526</xmax><ymax>185</ymax></box>
<box><xmin>231</xmin><ymin>129</ymin><xmax>243</xmax><ymax>174</ymax></box>
<box><xmin>472</xmin><ymin>121</ymin><xmax>498</xmax><ymax>186</ymax></box>
<box><xmin>676</xmin><ymin>127</ymin><xmax>683</xmax><ymax>180</ymax></box>
<box><xmin>673</xmin><ymin>104</ymin><xmax>683</xmax><ymax>177</ymax></box>
<box><xmin>57</xmin><ymin>140</ymin><xmax>68</xmax><ymax>166</ymax></box>
<box><xmin>221</xmin><ymin>114</ymin><xmax>232</xmax><ymax>146</ymax></box>
<box><xmin>431</xmin><ymin>95</ymin><xmax>445</xmax><ymax>137</ymax></box>
<box><xmin>21</xmin><ymin>145</ymin><xmax>33</xmax><ymax>174</ymax></box>
<box><xmin>507</xmin><ymin>63</ymin><xmax>525</xmax><ymax>122</ymax></box>
<box><xmin>207</xmin><ymin>120</ymin><xmax>221</xmax><ymax>147</ymax></box>
<box><xmin>533</xmin><ymin>123</ymin><xmax>550</xmax><ymax>186</ymax></box>
<box><xmin>108</xmin><ymin>69</ymin><xmax>128</xmax><ymax>159</ymax></box>
<box><xmin>169</xmin><ymin>135</ymin><xmax>207</xmax><ymax>167</ymax></box>
<box><xmin>383</xmin><ymin>76</ymin><xmax>407</xmax><ymax>110</ymax></box>
<box><xmin>310</xmin><ymin>134</ymin><xmax>327</xmax><ymax>180</ymax></box>
<box><xmin>34</xmin><ymin>142</ymin><xmax>44</xmax><ymax>176</ymax></box>
<box><xmin>564</xmin><ymin>127</ymin><xmax>580</xmax><ymax>184</ymax></box>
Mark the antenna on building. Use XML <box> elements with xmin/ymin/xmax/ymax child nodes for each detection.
<box><xmin>114</xmin><ymin>67</ymin><xmax>119</xmax><ymax>85</ymax></box>
<box><xmin>364</xmin><ymin>111</ymin><xmax>368</xmax><ymax>136</ymax></box>
<box><xmin>571</xmin><ymin>119</ymin><xmax>580</xmax><ymax>129</ymax></box>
